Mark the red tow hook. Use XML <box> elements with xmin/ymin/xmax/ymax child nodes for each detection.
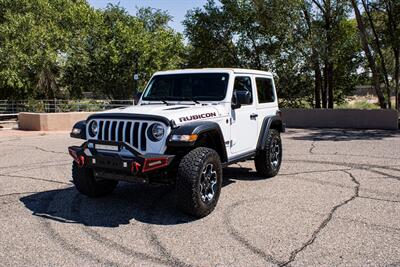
<box><xmin>68</xmin><ymin>147</ymin><xmax>85</xmax><ymax>168</ymax></box>
<box><xmin>131</xmin><ymin>162</ymin><xmax>141</xmax><ymax>175</ymax></box>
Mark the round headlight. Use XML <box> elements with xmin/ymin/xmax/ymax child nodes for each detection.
<box><xmin>89</xmin><ymin>120</ymin><xmax>98</xmax><ymax>137</ymax></box>
<box><xmin>148</xmin><ymin>123</ymin><xmax>165</xmax><ymax>141</ymax></box>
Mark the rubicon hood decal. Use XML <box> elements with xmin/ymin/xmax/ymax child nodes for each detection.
<box><xmin>179</xmin><ymin>112</ymin><xmax>217</xmax><ymax>122</ymax></box>
<box><xmin>94</xmin><ymin>104</ymin><xmax>227</xmax><ymax>125</ymax></box>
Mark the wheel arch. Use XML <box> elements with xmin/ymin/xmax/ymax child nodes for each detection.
<box><xmin>257</xmin><ymin>115</ymin><xmax>285</xmax><ymax>150</ymax></box>
<box><xmin>70</xmin><ymin>120</ymin><xmax>87</xmax><ymax>139</ymax></box>
<box><xmin>167</xmin><ymin>121</ymin><xmax>228</xmax><ymax>163</ymax></box>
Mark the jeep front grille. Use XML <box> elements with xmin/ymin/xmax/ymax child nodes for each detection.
<box><xmin>94</xmin><ymin>119</ymin><xmax>149</xmax><ymax>151</ymax></box>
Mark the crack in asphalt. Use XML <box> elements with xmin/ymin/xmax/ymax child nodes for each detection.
<box><xmin>0</xmin><ymin>162</ymin><xmax>70</xmax><ymax>176</ymax></box>
<box><xmin>291</xmin><ymin>150</ymin><xmax>400</xmax><ymax>160</ymax></box>
<box><xmin>0</xmin><ymin>173</ymin><xmax>71</xmax><ymax>185</ymax></box>
<box><xmin>367</xmin><ymin>168</ymin><xmax>400</xmax><ymax>181</ymax></box>
<box><xmin>35</xmin><ymin>191</ymin><xmax>122</xmax><ymax>266</ymax></box>
<box><xmin>70</xmin><ymin>187</ymin><xmax>193</xmax><ymax>267</ymax></box>
<box><xmin>71</xmin><ymin>193</ymin><xmax>188</xmax><ymax>267</ymax></box>
<box><xmin>309</xmin><ymin>140</ymin><xmax>316</xmax><ymax>154</ymax></box>
<box><xmin>142</xmin><ymin>187</ymin><xmax>194</xmax><ymax>267</ymax></box>
<box><xmin>0</xmin><ymin>138</ymin><xmax>21</xmax><ymax>144</ymax></box>
<box><xmin>0</xmin><ymin>160</ymin><xmax>69</xmax><ymax>170</ymax></box>
<box><xmin>279</xmin><ymin>170</ymin><xmax>360</xmax><ymax>266</ymax></box>
<box><xmin>285</xmin><ymin>159</ymin><xmax>400</xmax><ymax>181</ymax></box>
<box><xmin>285</xmin><ymin>175</ymin><xmax>400</xmax><ymax>199</ymax></box>
<box><xmin>296</xmin><ymin>207</ymin><xmax>400</xmax><ymax>234</ymax></box>
<box><xmin>358</xmin><ymin>195</ymin><xmax>400</xmax><ymax>204</ymax></box>
<box><xmin>279</xmin><ymin>168</ymin><xmax>352</xmax><ymax>177</ymax></box>
<box><xmin>32</xmin><ymin>146</ymin><xmax>67</xmax><ymax>155</ymax></box>
<box><xmin>224</xmin><ymin>198</ymin><xmax>285</xmax><ymax>266</ymax></box>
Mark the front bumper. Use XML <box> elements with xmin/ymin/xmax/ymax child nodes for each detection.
<box><xmin>68</xmin><ymin>140</ymin><xmax>175</xmax><ymax>177</ymax></box>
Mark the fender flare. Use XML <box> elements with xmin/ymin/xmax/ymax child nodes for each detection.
<box><xmin>257</xmin><ymin>115</ymin><xmax>285</xmax><ymax>150</ymax></box>
<box><xmin>167</xmin><ymin>121</ymin><xmax>228</xmax><ymax>163</ymax></box>
<box><xmin>70</xmin><ymin>120</ymin><xmax>87</xmax><ymax>139</ymax></box>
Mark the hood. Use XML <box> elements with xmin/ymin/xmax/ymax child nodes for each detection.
<box><xmin>95</xmin><ymin>104</ymin><xmax>226</xmax><ymax>125</ymax></box>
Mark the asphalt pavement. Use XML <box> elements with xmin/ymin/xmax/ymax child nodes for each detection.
<box><xmin>0</xmin><ymin>128</ymin><xmax>399</xmax><ymax>267</ymax></box>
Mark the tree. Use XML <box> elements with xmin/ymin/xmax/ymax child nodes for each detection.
<box><xmin>0</xmin><ymin>1</ymin><xmax>186</xmax><ymax>100</ymax></box>
<box><xmin>184</xmin><ymin>0</ymin><xmax>361</xmax><ymax>108</ymax></box>
<box><xmin>65</xmin><ymin>5</ymin><xmax>185</xmax><ymax>99</ymax></box>
<box><xmin>350</xmin><ymin>0</ymin><xmax>400</xmax><ymax>109</ymax></box>
<box><xmin>183</xmin><ymin>0</ymin><xmax>240</xmax><ymax>68</ymax></box>
<box><xmin>303</xmin><ymin>2</ymin><xmax>323</xmax><ymax>108</ymax></box>
<box><xmin>0</xmin><ymin>0</ymin><xmax>96</xmax><ymax>99</ymax></box>
<box><xmin>361</xmin><ymin>0</ymin><xmax>400</xmax><ymax>110</ymax></box>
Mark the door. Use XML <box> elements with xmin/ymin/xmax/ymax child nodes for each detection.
<box><xmin>230</xmin><ymin>75</ymin><xmax>258</xmax><ymax>155</ymax></box>
<box><xmin>254</xmin><ymin>75</ymin><xmax>279</xmax><ymax>139</ymax></box>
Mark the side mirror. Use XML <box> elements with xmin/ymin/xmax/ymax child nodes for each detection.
<box><xmin>232</xmin><ymin>90</ymin><xmax>251</xmax><ymax>109</ymax></box>
<box><xmin>231</xmin><ymin>91</ymin><xmax>241</xmax><ymax>110</ymax></box>
<box><xmin>134</xmin><ymin>92</ymin><xmax>142</xmax><ymax>105</ymax></box>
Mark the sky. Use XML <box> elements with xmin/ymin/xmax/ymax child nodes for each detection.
<box><xmin>87</xmin><ymin>0</ymin><xmax>209</xmax><ymax>33</ymax></box>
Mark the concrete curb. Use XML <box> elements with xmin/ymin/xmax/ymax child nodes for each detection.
<box><xmin>17</xmin><ymin>109</ymin><xmax>399</xmax><ymax>131</ymax></box>
<box><xmin>281</xmin><ymin>108</ymin><xmax>399</xmax><ymax>130</ymax></box>
<box><xmin>18</xmin><ymin>112</ymin><xmax>94</xmax><ymax>131</ymax></box>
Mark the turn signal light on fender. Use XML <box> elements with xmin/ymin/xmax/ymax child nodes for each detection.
<box><xmin>170</xmin><ymin>134</ymin><xmax>198</xmax><ymax>142</ymax></box>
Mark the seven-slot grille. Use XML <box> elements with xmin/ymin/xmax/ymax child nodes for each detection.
<box><xmin>93</xmin><ymin>119</ymin><xmax>149</xmax><ymax>151</ymax></box>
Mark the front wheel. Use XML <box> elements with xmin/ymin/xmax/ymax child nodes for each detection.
<box><xmin>72</xmin><ymin>161</ymin><xmax>118</xmax><ymax>198</ymax></box>
<box><xmin>255</xmin><ymin>129</ymin><xmax>282</xmax><ymax>178</ymax></box>
<box><xmin>176</xmin><ymin>147</ymin><xmax>222</xmax><ymax>218</ymax></box>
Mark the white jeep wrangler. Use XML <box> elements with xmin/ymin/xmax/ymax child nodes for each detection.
<box><xmin>69</xmin><ymin>68</ymin><xmax>284</xmax><ymax>217</ymax></box>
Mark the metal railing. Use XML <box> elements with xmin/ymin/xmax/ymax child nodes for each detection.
<box><xmin>0</xmin><ymin>99</ymin><xmax>134</xmax><ymax>114</ymax></box>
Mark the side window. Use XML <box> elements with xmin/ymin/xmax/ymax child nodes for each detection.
<box><xmin>256</xmin><ymin>77</ymin><xmax>275</xmax><ymax>103</ymax></box>
<box><xmin>233</xmin><ymin>76</ymin><xmax>253</xmax><ymax>105</ymax></box>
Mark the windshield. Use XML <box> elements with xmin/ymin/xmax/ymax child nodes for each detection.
<box><xmin>142</xmin><ymin>73</ymin><xmax>229</xmax><ymax>101</ymax></box>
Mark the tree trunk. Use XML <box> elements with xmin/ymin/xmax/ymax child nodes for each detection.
<box><xmin>322</xmin><ymin>65</ymin><xmax>328</xmax><ymax>108</ymax></box>
<box><xmin>325</xmin><ymin>0</ymin><xmax>334</xmax><ymax>108</ymax></box>
<box><xmin>327</xmin><ymin>62</ymin><xmax>334</xmax><ymax>108</ymax></box>
<box><xmin>351</xmin><ymin>0</ymin><xmax>387</xmax><ymax>108</ymax></box>
<box><xmin>302</xmin><ymin>5</ymin><xmax>322</xmax><ymax>108</ymax></box>
<box><xmin>384</xmin><ymin>0</ymin><xmax>399</xmax><ymax>110</ymax></box>
<box><xmin>395</xmin><ymin>49</ymin><xmax>400</xmax><ymax>111</ymax></box>
<box><xmin>314</xmin><ymin>62</ymin><xmax>322</xmax><ymax>108</ymax></box>
<box><xmin>361</xmin><ymin>0</ymin><xmax>391</xmax><ymax>108</ymax></box>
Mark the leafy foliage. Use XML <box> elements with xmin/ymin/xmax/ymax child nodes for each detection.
<box><xmin>0</xmin><ymin>1</ymin><xmax>185</xmax><ymax>99</ymax></box>
<box><xmin>183</xmin><ymin>0</ymin><xmax>379</xmax><ymax>108</ymax></box>
<box><xmin>0</xmin><ymin>0</ymin><xmax>398</xmax><ymax>110</ymax></box>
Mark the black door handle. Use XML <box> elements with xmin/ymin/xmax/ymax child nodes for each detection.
<box><xmin>250</xmin><ymin>113</ymin><xmax>258</xmax><ymax>119</ymax></box>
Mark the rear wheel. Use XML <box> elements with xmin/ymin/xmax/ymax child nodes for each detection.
<box><xmin>255</xmin><ymin>129</ymin><xmax>282</xmax><ymax>178</ymax></box>
<box><xmin>176</xmin><ymin>147</ymin><xmax>222</xmax><ymax>218</ymax></box>
<box><xmin>72</xmin><ymin>161</ymin><xmax>118</xmax><ymax>197</ymax></box>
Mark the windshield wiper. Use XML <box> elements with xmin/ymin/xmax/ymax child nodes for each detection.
<box><xmin>180</xmin><ymin>97</ymin><xmax>200</xmax><ymax>104</ymax></box>
<box><xmin>143</xmin><ymin>96</ymin><xmax>172</xmax><ymax>105</ymax></box>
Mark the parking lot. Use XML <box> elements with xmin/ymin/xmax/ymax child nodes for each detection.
<box><xmin>0</xmin><ymin>128</ymin><xmax>399</xmax><ymax>266</ymax></box>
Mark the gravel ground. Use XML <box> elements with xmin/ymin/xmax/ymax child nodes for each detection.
<box><xmin>0</xmin><ymin>128</ymin><xmax>399</xmax><ymax>267</ymax></box>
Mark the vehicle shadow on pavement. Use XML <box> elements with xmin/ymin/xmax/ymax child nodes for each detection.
<box><xmin>20</xmin><ymin>167</ymin><xmax>258</xmax><ymax>227</ymax></box>
<box><xmin>287</xmin><ymin>128</ymin><xmax>399</xmax><ymax>141</ymax></box>
<box><xmin>223</xmin><ymin>166</ymin><xmax>265</xmax><ymax>186</ymax></box>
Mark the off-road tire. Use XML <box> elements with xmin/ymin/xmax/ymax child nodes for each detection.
<box><xmin>72</xmin><ymin>161</ymin><xmax>118</xmax><ymax>197</ymax></box>
<box><xmin>255</xmin><ymin>129</ymin><xmax>282</xmax><ymax>178</ymax></box>
<box><xmin>176</xmin><ymin>147</ymin><xmax>222</xmax><ymax>218</ymax></box>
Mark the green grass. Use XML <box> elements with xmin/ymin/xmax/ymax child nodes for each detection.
<box><xmin>336</xmin><ymin>100</ymin><xmax>380</xmax><ymax>109</ymax></box>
